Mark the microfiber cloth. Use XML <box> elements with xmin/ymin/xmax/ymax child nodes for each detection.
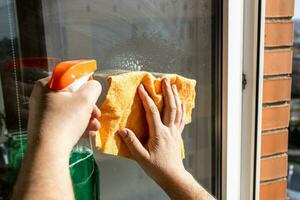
<box><xmin>95</xmin><ymin>71</ymin><xmax>196</xmax><ymax>159</ymax></box>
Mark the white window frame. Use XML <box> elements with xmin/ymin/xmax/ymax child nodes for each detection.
<box><xmin>222</xmin><ymin>0</ymin><xmax>264</xmax><ymax>199</ymax></box>
<box><xmin>222</xmin><ymin>0</ymin><xmax>244</xmax><ymax>199</ymax></box>
<box><xmin>241</xmin><ymin>0</ymin><xmax>265</xmax><ymax>199</ymax></box>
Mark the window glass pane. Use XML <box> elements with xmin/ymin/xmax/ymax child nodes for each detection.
<box><xmin>0</xmin><ymin>0</ymin><xmax>221</xmax><ymax>199</ymax></box>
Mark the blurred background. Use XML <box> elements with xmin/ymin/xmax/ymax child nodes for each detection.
<box><xmin>287</xmin><ymin>0</ymin><xmax>300</xmax><ymax>199</ymax></box>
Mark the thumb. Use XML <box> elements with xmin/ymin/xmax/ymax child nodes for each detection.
<box><xmin>118</xmin><ymin>128</ymin><xmax>150</xmax><ymax>161</ymax></box>
<box><xmin>75</xmin><ymin>80</ymin><xmax>102</xmax><ymax>105</ymax></box>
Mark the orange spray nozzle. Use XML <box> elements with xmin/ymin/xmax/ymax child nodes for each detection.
<box><xmin>48</xmin><ymin>60</ymin><xmax>97</xmax><ymax>91</ymax></box>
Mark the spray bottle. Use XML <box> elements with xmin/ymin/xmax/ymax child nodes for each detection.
<box><xmin>48</xmin><ymin>60</ymin><xmax>101</xmax><ymax>200</ymax></box>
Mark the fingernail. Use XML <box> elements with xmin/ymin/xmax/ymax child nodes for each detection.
<box><xmin>164</xmin><ymin>78</ymin><xmax>169</xmax><ymax>84</ymax></box>
<box><xmin>139</xmin><ymin>84</ymin><xmax>144</xmax><ymax>90</ymax></box>
<box><xmin>90</xmin><ymin>131</ymin><xmax>97</xmax><ymax>137</ymax></box>
<box><xmin>172</xmin><ymin>84</ymin><xmax>177</xmax><ymax>91</ymax></box>
<box><xmin>118</xmin><ymin>129</ymin><xmax>128</xmax><ymax>138</ymax></box>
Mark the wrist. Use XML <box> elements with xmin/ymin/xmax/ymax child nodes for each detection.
<box><xmin>156</xmin><ymin>169</ymin><xmax>202</xmax><ymax>200</ymax></box>
<box><xmin>29</xmin><ymin>124</ymin><xmax>76</xmax><ymax>155</ymax></box>
<box><xmin>27</xmin><ymin>134</ymin><xmax>71</xmax><ymax>161</ymax></box>
<box><xmin>154</xmin><ymin>167</ymin><xmax>191</xmax><ymax>188</ymax></box>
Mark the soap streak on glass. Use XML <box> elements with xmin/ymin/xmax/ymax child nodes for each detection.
<box><xmin>41</xmin><ymin>0</ymin><xmax>216</xmax><ymax>199</ymax></box>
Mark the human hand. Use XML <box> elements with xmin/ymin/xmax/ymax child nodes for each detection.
<box><xmin>27</xmin><ymin>77</ymin><xmax>102</xmax><ymax>157</ymax></box>
<box><xmin>118</xmin><ymin>78</ymin><xmax>187</xmax><ymax>185</ymax></box>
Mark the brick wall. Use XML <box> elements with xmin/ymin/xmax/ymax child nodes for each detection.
<box><xmin>260</xmin><ymin>0</ymin><xmax>294</xmax><ymax>199</ymax></box>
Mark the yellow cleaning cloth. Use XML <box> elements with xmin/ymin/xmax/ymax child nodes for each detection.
<box><xmin>96</xmin><ymin>71</ymin><xmax>196</xmax><ymax>159</ymax></box>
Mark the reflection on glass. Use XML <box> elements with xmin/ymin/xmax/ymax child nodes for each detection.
<box><xmin>0</xmin><ymin>0</ymin><xmax>220</xmax><ymax>199</ymax></box>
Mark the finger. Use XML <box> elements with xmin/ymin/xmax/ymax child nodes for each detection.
<box><xmin>118</xmin><ymin>128</ymin><xmax>150</xmax><ymax>161</ymax></box>
<box><xmin>82</xmin><ymin>118</ymin><xmax>100</xmax><ymax>138</ymax></box>
<box><xmin>37</xmin><ymin>76</ymin><xmax>51</xmax><ymax>87</ymax></box>
<box><xmin>91</xmin><ymin>105</ymin><xmax>101</xmax><ymax>118</ymax></box>
<box><xmin>162</xmin><ymin>78</ymin><xmax>176</xmax><ymax>126</ymax></box>
<box><xmin>29</xmin><ymin>77</ymin><xmax>51</xmax><ymax>106</ymax></box>
<box><xmin>88</xmin><ymin>118</ymin><xmax>101</xmax><ymax>131</ymax></box>
<box><xmin>31</xmin><ymin>76</ymin><xmax>51</xmax><ymax>96</ymax></box>
<box><xmin>172</xmin><ymin>85</ymin><xmax>182</xmax><ymax>126</ymax></box>
<box><xmin>89</xmin><ymin>131</ymin><xmax>97</xmax><ymax>137</ymax></box>
<box><xmin>82</xmin><ymin>130</ymin><xmax>98</xmax><ymax>138</ymax></box>
<box><xmin>138</xmin><ymin>84</ymin><xmax>162</xmax><ymax>130</ymax></box>
<box><xmin>179</xmin><ymin>103</ymin><xmax>187</xmax><ymax>132</ymax></box>
<box><xmin>75</xmin><ymin>80</ymin><xmax>102</xmax><ymax>107</ymax></box>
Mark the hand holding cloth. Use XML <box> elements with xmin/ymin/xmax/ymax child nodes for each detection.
<box><xmin>96</xmin><ymin>71</ymin><xmax>196</xmax><ymax>159</ymax></box>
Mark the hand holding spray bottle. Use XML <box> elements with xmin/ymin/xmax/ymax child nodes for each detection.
<box><xmin>47</xmin><ymin>60</ymin><xmax>101</xmax><ymax>200</ymax></box>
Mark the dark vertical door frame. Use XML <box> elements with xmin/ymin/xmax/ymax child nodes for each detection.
<box><xmin>15</xmin><ymin>0</ymin><xmax>47</xmax><ymax>57</ymax></box>
<box><xmin>211</xmin><ymin>0</ymin><xmax>223</xmax><ymax>198</ymax></box>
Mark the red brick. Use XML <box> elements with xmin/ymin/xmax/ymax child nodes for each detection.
<box><xmin>260</xmin><ymin>180</ymin><xmax>287</xmax><ymax>200</ymax></box>
<box><xmin>261</xmin><ymin>129</ymin><xmax>288</xmax><ymax>156</ymax></box>
<box><xmin>262</xmin><ymin>104</ymin><xmax>290</xmax><ymax>131</ymax></box>
<box><xmin>264</xmin><ymin>50</ymin><xmax>293</xmax><ymax>75</ymax></box>
<box><xmin>265</xmin><ymin>21</ymin><xmax>294</xmax><ymax>47</ymax></box>
<box><xmin>263</xmin><ymin>78</ymin><xmax>292</xmax><ymax>103</ymax></box>
<box><xmin>266</xmin><ymin>0</ymin><xmax>294</xmax><ymax>17</ymax></box>
<box><xmin>261</xmin><ymin>155</ymin><xmax>287</xmax><ymax>181</ymax></box>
